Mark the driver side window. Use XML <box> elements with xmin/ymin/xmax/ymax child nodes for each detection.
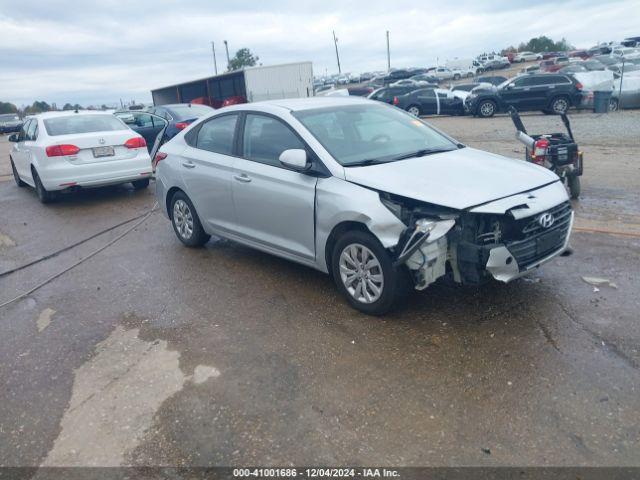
<box><xmin>18</xmin><ymin>120</ymin><xmax>34</xmax><ymax>142</ymax></box>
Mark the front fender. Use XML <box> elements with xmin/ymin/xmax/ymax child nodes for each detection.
<box><xmin>315</xmin><ymin>177</ymin><xmax>405</xmax><ymax>272</ymax></box>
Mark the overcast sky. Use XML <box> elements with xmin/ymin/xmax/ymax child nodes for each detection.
<box><xmin>1</xmin><ymin>0</ymin><xmax>637</xmax><ymax>107</ymax></box>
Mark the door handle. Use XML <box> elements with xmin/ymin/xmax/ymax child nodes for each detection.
<box><xmin>182</xmin><ymin>161</ymin><xmax>195</xmax><ymax>169</ymax></box>
<box><xmin>233</xmin><ymin>173</ymin><xmax>252</xmax><ymax>183</ymax></box>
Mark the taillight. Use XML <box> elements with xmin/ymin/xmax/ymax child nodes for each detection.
<box><xmin>393</xmin><ymin>96</ymin><xmax>399</xmax><ymax>105</ymax></box>
<box><xmin>46</xmin><ymin>144</ymin><xmax>80</xmax><ymax>157</ymax></box>
<box><xmin>124</xmin><ymin>137</ymin><xmax>146</xmax><ymax>149</ymax></box>
<box><xmin>531</xmin><ymin>138</ymin><xmax>549</xmax><ymax>166</ymax></box>
<box><xmin>575</xmin><ymin>81</ymin><xmax>583</xmax><ymax>90</ymax></box>
<box><xmin>153</xmin><ymin>152</ymin><xmax>167</xmax><ymax>170</ymax></box>
<box><xmin>175</xmin><ymin>122</ymin><xmax>190</xmax><ymax>130</ymax></box>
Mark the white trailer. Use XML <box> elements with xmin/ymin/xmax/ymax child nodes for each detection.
<box><xmin>151</xmin><ymin>61</ymin><xmax>314</xmax><ymax>106</ymax></box>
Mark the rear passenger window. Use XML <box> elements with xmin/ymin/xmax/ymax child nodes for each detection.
<box><xmin>242</xmin><ymin>114</ymin><xmax>304</xmax><ymax>167</ymax></box>
<box><xmin>196</xmin><ymin>114</ymin><xmax>238</xmax><ymax>155</ymax></box>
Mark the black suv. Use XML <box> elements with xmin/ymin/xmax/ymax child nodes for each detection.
<box><xmin>464</xmin><ymin>74</ymin><xmax>584</xmax><ymax>117</ymax></box>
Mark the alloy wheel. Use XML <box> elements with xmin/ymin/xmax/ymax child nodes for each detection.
<box><xmin>339</xmin><ymin>243</ymin><xmax>384</xmax><ymax>304</ymax></box>
<box><xmin>552</xmin><ymin>98</ymin><xmax>568</xmax><ymax>114</ymax></box>
<box><xmin>173</xmin><ymin>199</ymin><xmax>194</xmax><ymax>240</ymax></box>
<box><xmin>479</xmin><ymin>101</ymin><xmax>494</xmax><ymax>117</ymax></box>
<box><xmin>408</xmin><ymin>106</ymin><xmax>420</xmax><ymax>116</ymax></box>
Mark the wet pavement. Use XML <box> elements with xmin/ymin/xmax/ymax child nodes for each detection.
<box><xmin>1</xmin><ymin>112</ymin><xmax>639</xmax><ymax>468</ymax></box>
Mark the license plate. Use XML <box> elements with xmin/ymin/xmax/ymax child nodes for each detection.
<box><xmin>92</xmin><ymin>146</ymin><xmax>114</xmax><ymax>158</ymax></box>
<box><xmin>537</xmin><ymin>230</ymin><xmax>560</xmax><ymax>255</ymax></box>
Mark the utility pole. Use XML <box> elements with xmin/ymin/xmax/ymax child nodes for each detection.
<box><xmin>211</xmin><ymin>41</ymin><xmax>218</xmax><ymax>75</ymax></box>
<box><xmin>386</xmin><ymin>30</ymin><xmax>391</xmax><ymax>72</ymax></box>
<box><xmin>333</xmin><ymin>30</ymin><xmax>341</xmax><ymax>74</ymax></box>
<box><xmin>223</xmin><ymin>40</ymin><xmax>230</xmax><ymax>70</ymax></box>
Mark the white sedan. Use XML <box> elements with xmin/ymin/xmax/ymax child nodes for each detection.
<box><xmin>9</xmin><ymin>111</ymin><xmax>153</xmax><ymax>203</ymax></box>
<box><xmin>514</xmin><ymin>51</ymin><xmax>542</xmax><ymax>62</ymax></box>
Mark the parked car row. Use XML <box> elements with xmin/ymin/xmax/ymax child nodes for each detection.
<box><xmin>0</xmin><ymin>113</ymin><xmax>23</xmax><ymax>134</ymax></box>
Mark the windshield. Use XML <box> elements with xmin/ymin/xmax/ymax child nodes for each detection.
<box><xmin>44</xmin><ymin>114</ymin><xmax>127</xmax><ymax>136</ymax></box>
<box><xmin>293</xmin><ymin>103</ymin><xmax>458</xmax><ymax>166</ymax></box>
<box><xmin>0</xmin><ymin>114</ymin><xmax>20</xmax><ymax>121</ymax></box>
<box><xmin>169</xmin><ymin>105</ymin><xmax>214</xmax><ymax>121</ymax></box>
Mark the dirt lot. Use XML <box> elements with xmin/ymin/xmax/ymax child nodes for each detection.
<box><xmin>0</xmin><ymin>109</ymin><xmax>639</xmax><ymax>468</ymax></box>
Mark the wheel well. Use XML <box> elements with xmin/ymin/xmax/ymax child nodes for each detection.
<box><xmin>549</xmin><ymin>94</ymin><xmax>570</xmax><ymax>107</ymax></box>
<box><xmin>324</xmin><ymin>221</ymin><xmax>370</xmax><ymax>275</ymax></box>
<box><xmin>165</xmin><ymin>186</ymin><xmax>183</xmax><ymax>218</ymax></box>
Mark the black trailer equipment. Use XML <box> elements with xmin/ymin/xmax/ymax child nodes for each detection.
<box><xmin>509</xmin><ymin>107</ymin><xmax>583</xmax><ymax>199</ymax></box>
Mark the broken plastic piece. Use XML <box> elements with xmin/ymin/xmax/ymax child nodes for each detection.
<box><xmin>582</xmin><ymin>276</ymin><xmax>618</xmax><ymax>289</ymax></box>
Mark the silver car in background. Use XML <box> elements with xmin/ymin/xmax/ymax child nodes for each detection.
<box><xmin>155</xmin><ymin>97</ymin><xmax>573</xmax><ymax>315</ymax></box>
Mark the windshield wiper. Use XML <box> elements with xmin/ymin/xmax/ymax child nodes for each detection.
<box><xmin>344</xmin><ymin>158</ymin><xmax>393</xmax><ymax>167</ymax></box>
<box><xmin>392</xmin><ymin>148</ymin><xmax>456</xmax><ymax>161</ymax></box>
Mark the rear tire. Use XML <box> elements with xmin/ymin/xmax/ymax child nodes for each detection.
<box><xmin>170</xmin><ymin>191</ymin><xmax>210</xmax><ymax>247</ymax></box>
<box><xmin>132</xmin><ymin>178</ymin><xmax>150</xmax><ymax>190</ymax></box>
<box><xmin>453</xmin><ymin>74</ymin><xmax>461</xmax><ymax>80</ymax></box>
<box><xmin>549</xmin><ymin>96</ymin><xmax>570</xmax><ymax>114</ymax></box>
<box><xmin>10</xmin><ymin>158</ymin><xmax>26</xmax><ymax>187</ymax></box>
<box><xmin>477</xmin><ymin>99</ymin><xmax>496</xmax><ymax>118</ymax></box>
<box><xmin>406</xmin><ymin>105</ymin><xmax>421</xmax><ymax>116</ymax></box>
<box><xmin>331</xmin><ymin>230</ymin><xmax>408</xmax><ymax>315</ymax></box>
<box><xmin>32</xmin><ymin>168</ymin><xmax>56</xmax><ymax>204</ymax></box>
<box><xmin>568</xmin><ymin>176</ymin><xmax>581</xmax><ymax>199</ymax></box>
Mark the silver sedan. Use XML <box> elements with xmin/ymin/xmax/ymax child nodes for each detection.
<box><xmin>155</xmin><ymin>97</ymin><xmax>572</xmax><ymax>315</ymax></box>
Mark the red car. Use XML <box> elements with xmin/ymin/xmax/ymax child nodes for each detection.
<box><xmin>569</xmin><ymin>50</ymin><xmax>590</xmax><ymax>60</ymax></box>
<box><xmin>542</xmin><ymin>51</ymin><xmax>561</xmax><ymax>60</ymax></box>
<box><xmin>540</xmin><ymin>56</ymin><xmax>570</xmax><ymax>72</ymax></box>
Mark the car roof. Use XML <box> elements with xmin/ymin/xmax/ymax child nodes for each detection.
<box><xmin>236</xmin><ymin>96</ymin><xmax>374</xmax><ymax>112</ymax></box>
<box><xmin>33</xmin><ymin>110</ymin><xmax>115</xmax><ymax>119</ymax></box>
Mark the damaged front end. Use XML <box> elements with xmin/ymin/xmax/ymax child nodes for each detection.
<box><xmin>380</xmin><ymin>184</ymin><xmax>573</xmax><ymax>290</ymax></box>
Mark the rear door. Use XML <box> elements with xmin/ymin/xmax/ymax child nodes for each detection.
<box><xmin>415</xmin><ymin>89</ymin><xmax>438</xmax><ymax>114</ymax></box>
<box><xmin>179</xmin><ymin>113</ymin><xmax>239</xmax><ymax>233</ymax></box>
<box><xmin>231</xmin><ymin>112</ymin><xmax>317</xmax><ymax>260</ymax></box>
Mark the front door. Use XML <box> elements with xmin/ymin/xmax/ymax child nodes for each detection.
<box><xmin>231</xmin><ymin>113</ymin><xmax>317</xmax><ymax>260</ymax></box>
<box><xmin>12</xmin><ymin>119</ymin><xmax>35</xmax><ymax>181</ymax></box>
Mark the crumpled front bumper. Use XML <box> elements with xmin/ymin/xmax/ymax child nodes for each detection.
<box><xmin>485</xmin><ymin>211</ymin><xmax>574</xmax><ymax>282</ymax></box>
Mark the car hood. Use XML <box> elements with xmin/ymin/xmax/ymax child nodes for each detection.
<box><xmin>343</xmin><ymin>147</ymin><xmax>560</xmax><ymax>210</ymax></box>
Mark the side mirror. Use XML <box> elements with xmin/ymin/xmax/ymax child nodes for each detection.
<box><xmin>8</xmin><ymin>133</ymin><xmax>19</xmax><ymax>142</ymax></box>
<box><xmin>279</xmin><ymin>149</ymin><xmax>310</xmax><ymax>171</ymax></box>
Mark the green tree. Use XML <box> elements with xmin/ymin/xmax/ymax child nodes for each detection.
<box><xmin>517</xmin><ymin>36</ymin><xmax>573</xmax><ymax>53</ymax></box>
<box><xmin>24</xmin><ymin>101</ymin><xmax>51</xmax><ymax>115</ymax></box>
<box><xmin>0</xmin><ymin>101</ymin><xmax>18</xmax><ymax>114</ymax></box>
<box><xmin>62</xmin><ymin>103</ymin><xmax>74</xmax><ymax>111</ymax></box>
<box><xmin>227</xmin><ymin>48</ymin><xmax>259</xmax><ymax>71</ymax></box>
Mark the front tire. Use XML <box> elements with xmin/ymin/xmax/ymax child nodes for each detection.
<box><xmin>32</xmin><ymin>168</ymin><xmax>56</xmax><ymax>203</ymax></box>
<box><xmin>331</xmin><ymin>230</ymin><xmax>407</xmax><ymax>315</ymax></box>
<box><xmin>568</xmin><ymin>175</ymin><xmax>581</xmax><ymax>199</ymax></box>
<box><xmin>10</xmin><ymin>158</ymin><xmax>26</xmax><ymax>187</ymax></box>
<box><xmin>170</xmin><ymin>191</ymin><xmax>210</xmax><ymax>247</ymax></box>
<box><xmin>477</xmin><ymin>99</ymin><xmax>496</xmax><ymax>118</ymax></box>
<box><xmin>608</xmin><ymin>98</ymin><xmax>619</xmax><ymax>112</ymax></box>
